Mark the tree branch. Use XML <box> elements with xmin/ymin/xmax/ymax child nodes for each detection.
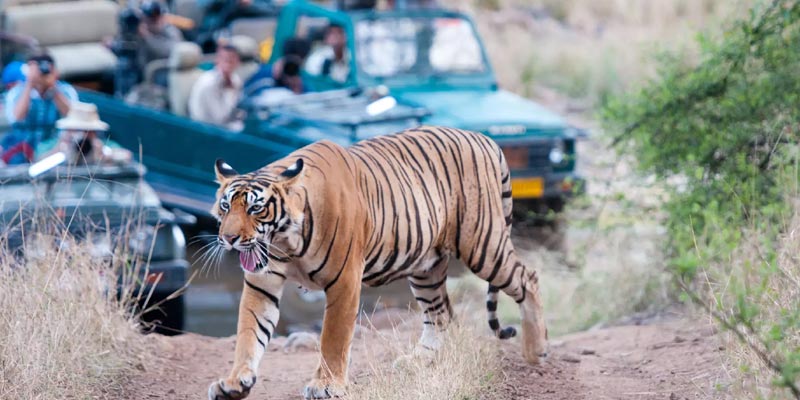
<box><xmin>678</xmin><ymin>276</ymin><xmax>800</xmax><ymax>398</ymax></box>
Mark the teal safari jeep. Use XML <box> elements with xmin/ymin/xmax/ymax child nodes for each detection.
<box><xmin>85</xmin><ymin>0</ymin><xmax>582</xmax><ymax>218</ymax></box>
<box><xmin>268</xmin><ymin>0</ymin><xmax>584</xmax><ymax>213</ymax></box>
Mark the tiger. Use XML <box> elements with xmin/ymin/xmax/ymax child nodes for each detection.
<box><xmin>207</xmin><ymin>126</ymin><xmax>547</xmax><ymax>400</ymax></box>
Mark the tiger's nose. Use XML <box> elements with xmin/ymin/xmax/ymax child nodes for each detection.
<box><xmin>220</xmin><ymin>234</ymin><xmax>239</xmax><ymax>245</ymax></box>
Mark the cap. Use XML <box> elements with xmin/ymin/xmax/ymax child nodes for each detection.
<box><xmin>27</xmin><ymin>53</ymin><xmax>54</xmax><ymax>65</ymax></box>
<box><xmin>141</xmin><ymin>0</ymin><xmax>163</xmax><ymax>18</ymax></box>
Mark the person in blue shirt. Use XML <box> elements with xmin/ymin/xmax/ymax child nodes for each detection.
<box><xmin>3</xmin><ymin>53</ymin><xmax>78</xmax><ymax>164</ymax></box>
<box><xmin>243</xmin><ymin>37</ymin><xmax>311</xmax><ymax>98</ymax></box>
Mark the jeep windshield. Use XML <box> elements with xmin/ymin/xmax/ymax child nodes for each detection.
<box><xmin>355</xmin><ymin>15</ymin><xmax>488</xmax><ymax>82</ymax></box>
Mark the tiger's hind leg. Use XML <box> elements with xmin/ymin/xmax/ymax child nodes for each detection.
<box><xmin>408</xmin><ymin>255</ymin><xmax>453</xmax><ymax>352</ymax></box>
<box><xmin>468</xmin><ymin>232</ymin><xmax>548</xmax><ymax>365</ymax></box>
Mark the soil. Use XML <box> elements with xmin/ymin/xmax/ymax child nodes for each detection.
<box><xmin>122</xmin><ymin>98</ymin><xmax>730</xmax><ymax>400</ymax></box>
<box><xmin>124</xmin><ymin>312</ymin><xmax>729</xmax><ymax>400</ymax></box>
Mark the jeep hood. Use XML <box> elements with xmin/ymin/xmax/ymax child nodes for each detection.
<box><xmin>395</xmin><ymin>89</ymin><xmax>567</xmax><ymax>137</ymax></box>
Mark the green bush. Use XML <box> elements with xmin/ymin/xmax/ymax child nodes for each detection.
<box><xmin>603</xmin><ymin>0</ymin><xmax>800</xmax><ymax>397</ymax></box>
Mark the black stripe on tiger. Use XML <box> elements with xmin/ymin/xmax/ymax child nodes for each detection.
<box><xmin>250</xmin><ymin>310</ymin><xmax>272</xmax><ymax>342</ymax></box>
<box><xmin>245</xmin><ymin>279</ymin><xmax>279</xmax><ymax>308</ymax></box>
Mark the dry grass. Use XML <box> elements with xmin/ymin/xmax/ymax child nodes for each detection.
<box><xmin>447</xmin><ymin>136</ymin><xmax>672</xmax><ymax>336</ymax></box>
<box><xmin>348</xmin><ymin>306</ymin><xmax>502</xmax><ymax>400</ymax></box>
<box><xmin>445</xmin><ymin>0</ymin><xmax>754</xmax><ymax>105</ymax></box>
<box><xmin>342</xmin><ymin>133</ymin><xmax>675</xmax><ymax>398</ymax></box>
<box><xmin>701</xmin><ymin>203</ymin><xmax>800</xmax><ymax>399</ymax></box>
<box><xmin>0</xmin><ymin>232</ymin><xmax>145</xmax><ymax>399</ymax></box>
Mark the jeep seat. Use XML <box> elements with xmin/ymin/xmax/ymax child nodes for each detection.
<box><xmin>230</xmin><ymin>17</ymin><xmax>277</xmax><ymax>45</ymax></box>
<box><xmin>230</xmin><ymin>35</ymin><xmax>259</xmax><ymax>82</ymax></box>
<box><xmin>167</xmin><ymin>42</ymin><xmax>203</xmax><ymax>116</ymax></box>
<box><xmin>3</xmin><ymin>0</ymin><xmax>118</xmax><ymax>80</ymax></box>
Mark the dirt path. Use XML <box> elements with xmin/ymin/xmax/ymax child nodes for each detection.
<box><xmin>489</xmin><ymin>318</ymin><xmax>727</xmax><ymax>400</ymax></box>
<box><xmin>125</xmin><ymin>313</ymin><xmax>728</xmax><ymax>400</ymax></box>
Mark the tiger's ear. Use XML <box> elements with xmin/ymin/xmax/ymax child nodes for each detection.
<box><xmin>215</xmin><ymin>158</ymin><xmax>238</xmax><ymax>183</ymax></box>
<box><xmin>278</xmin><ymin>158</ymin><xmax>304</xmax><ymax>182</ymax></box>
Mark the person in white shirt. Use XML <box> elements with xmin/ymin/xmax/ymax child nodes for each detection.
<box><xmin>304</xmin><ymin>24</ymin><xmax>350</xmax><ymax>84</ymax></box>
<box><xmin>188</xmin><ymin>45</ymin><xmax>243</xmax><ymax>130</ymax></box>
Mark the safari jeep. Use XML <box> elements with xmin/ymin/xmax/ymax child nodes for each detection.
<box><xmin>83</xmin><ymin>0</ymin><xmax>582</xmax><ymax>219</ymax></box>
<box><xmin>267</xmin><ymin>0</ymin><xmax>584</xmax><ymax>213</ymax></box>
<box><xmin>0</xmin><ymin>158</ymin><xmax>193</xmax><ymax>333</ymax></box>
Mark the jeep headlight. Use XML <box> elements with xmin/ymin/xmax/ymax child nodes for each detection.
<box><xmin>129</xmin><ymin>224</ymin><xmax>183</xmax><ymax>262</ymax></box>
<box><xmin>549</xmin><ymin>139</ymin><xmax>566</xmax><ymax>164</ymax></box>
<box><xmin>129</xmin><ymin>224</ymin><xmax>157</xmax><ymax>259</ymax></box>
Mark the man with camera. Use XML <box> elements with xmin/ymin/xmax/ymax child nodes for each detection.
<box><xmin>2</xmin><ymin>53</ymin><xmax>77</xmax><ymax>165</ymax></box>
<box><xmin>137</xmin><ymin>1</ymin><xmax>183</xmax><ymax>72</ymax></box>
<box><xmin>243</xmin><ymin>37</ymin><xmax>311</xmax><ymax>98</ymax></box>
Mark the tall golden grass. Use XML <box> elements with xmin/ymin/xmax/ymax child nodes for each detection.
<box><xmin>348</xmin><ymin>305</ymin><xmax>501</xmax><ymax>400</ymax></box>
<box><xmin>446</xmin><ymin>0</ymin><xmax>753</xmax><ymax>104</ymax></box>
<box><xmin>701</xmin><ymin>202</ymin><xmax>800</xmax><ymax>399</ymax></box>
<box><xmin>0</xmin><ymin>231</ymin><xmax>146</xmax><ymax>399</ymax></box>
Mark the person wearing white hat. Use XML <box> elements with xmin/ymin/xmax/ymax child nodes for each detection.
<box><xmin>38</xmin><ymin>102</ymin><xmax>131</xmax><ymax>165</ymax></box>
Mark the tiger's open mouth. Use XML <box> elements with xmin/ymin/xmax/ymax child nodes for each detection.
<box><xmin>238</xmin><ymin>250</ymin><xmax>267</xmax><ymax>273</ymax></box>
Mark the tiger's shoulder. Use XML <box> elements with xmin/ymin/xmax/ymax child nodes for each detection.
<box><xmin>262</xmin><ymin>140</ymin><xmax>350</xmax><ymax>175</ymax></box>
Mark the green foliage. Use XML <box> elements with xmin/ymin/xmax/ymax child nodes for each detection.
<box><xmin>604</xmin><ymin>0</ymin><xmax>800</xmax><ymax>261</ymax></box>
<box><xmin>603</xmin><ymin>0</ymin><xmax>800</xmax><ymax>396</ymax></box>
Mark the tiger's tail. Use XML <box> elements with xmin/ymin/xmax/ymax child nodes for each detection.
<box><xmin>487</xmin><ymin>285</ymin><xmax>517</xmax><ymax>339</ymax></box>
<box><xmin>487</xmin><ymin>147</ymin><xmax>517</xmax><ymax>340</ymax></box>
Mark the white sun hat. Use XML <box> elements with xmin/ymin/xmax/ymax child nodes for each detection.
<box><xmin>56</xmin><ymin>101</ymin><xmax>110</xmax><ymax>131</ymax></box>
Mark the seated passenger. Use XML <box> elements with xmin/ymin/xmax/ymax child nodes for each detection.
<box><xmin>3</xmin><ymin>53</ymin><xmax>77</xmax><ymax>165</ymax></box>
<box><xmin>304</xmin><ymin>24</ymin><xmax>350</xmax><ymax>84</ymax></box>
<box><xmin>188</xmin><ymin>44</ymin><xmax>243</xmax><ymax>130</ymax></box>
<box><xmin>39</xmin><ymin>102</ymin><xmax>131</xmax><ymax>165</ymax></box>
<box><xmin>138</xmin><ymin>1</ymin><xmax>183</xmax><ymax>72</ymax></box>
<box><xmin>243</xmin><ymin>37</ymin><xmax>311</xmax><ymax>97</ymax></box>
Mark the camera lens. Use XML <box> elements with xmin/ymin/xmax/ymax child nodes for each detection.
<box><xmin>38</xmin><ymin>60</ymin><xmax>52</xmax><ymax>75</ymax></box>
<box><xmin>283</xmin><ymin>56</ymin><xmax>302</xmax><ymax>77</ymax></box>
<box><xmin>283</xmin><ymin>62</ymin><xmax>299</xmax><ymax>77</ymax></box>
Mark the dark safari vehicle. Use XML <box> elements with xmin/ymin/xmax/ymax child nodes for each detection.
<box><xmin>80</xmin><ymin>0</ymin><xmax>583</xmax><ymax>219</ymax></box>
<box><xmin>0</xmin><ymin>154</ymin><xmax>192</xmax><ymax>333</ymax></box>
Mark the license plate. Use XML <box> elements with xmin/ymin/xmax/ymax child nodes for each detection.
<box><xmin>511</xmin><ymin>177</ymin><xmax>544</xmax><ymax>199</ymax></box>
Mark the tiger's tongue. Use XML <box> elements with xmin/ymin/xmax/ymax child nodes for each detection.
<box><xmin>239</xmin><ymin>252</ymin><xmax>257</xmax><ymax>272</ymax></box>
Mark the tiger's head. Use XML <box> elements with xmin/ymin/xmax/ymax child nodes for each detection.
<box><xmin>211</xmin><ymin>158</ymin><xmax>305</xmax><ymax>273</ymax></box>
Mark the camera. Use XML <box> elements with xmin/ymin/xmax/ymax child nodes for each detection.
<box><xmin>282</xmin><ymin>55</ymin><xmax>303</xmax><ymax>77</ymax></box>
<box><xmin>118</xmin><ymin>7</ymin><xmax>142</xmax><ymax>40</ymax></box>
<box><xmin>140</xmin><ymin>1</ymin><xmax>163</xmax><ymax>19</ymax></box>
<box><xmin>37</xmin><ymin>60</ymin><xmax>52</xmax><ymax>75</ymax></box>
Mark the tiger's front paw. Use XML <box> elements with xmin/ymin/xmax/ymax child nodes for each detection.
<box><xmin>302</xmin><ymin>378</ymin><xmax>345</xmax><ymax>399</ymax></box>
<box><xmin>208</xmin><ymin>367</ymin><xmax>257</xmax><ymax>400</ymax></box>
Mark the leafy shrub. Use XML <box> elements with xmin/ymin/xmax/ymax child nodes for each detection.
<box><xmin>603</xmin><ymin>0</ymin><xmax>800</xmax><ymax>397</ymax></box>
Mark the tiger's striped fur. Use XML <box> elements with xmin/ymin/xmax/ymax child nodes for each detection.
<box><xmin>207</xmin><ymin>127</ymin><xmax>547</xmax><ymax>400</ymax></box>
